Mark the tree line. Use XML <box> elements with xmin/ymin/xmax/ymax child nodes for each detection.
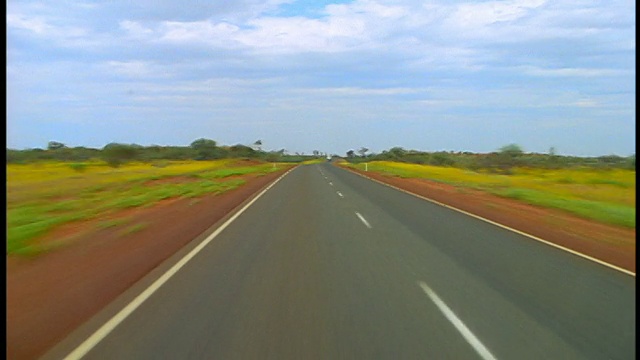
<box><xmin>6</xmin><ymin>139</ymin><xmax>319</xmax><ymax>166</ymax></box>
<box><xmin>8</xmin><ymin>140</ymin><xmax>634</xmax><ymax>172</ymax></box>
<box><xmin>344</xmin><ymin>144</ymin><xmax>635</xmax><ymax>172</ymax></box>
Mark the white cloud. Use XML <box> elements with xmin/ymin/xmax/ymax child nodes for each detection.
<box><xmin>119</xmin><ymin>20</ymin><xmax>155</xmax><ymax>40</ymax></box>
<box><xmin>520</xmin><ymin>66</ymin><xmax>626</xmax><ymax>77</ymax></box>
<box><xmin>6</xmin><ymin>12</ymin><xmax>107</xmax><ymax>48</ymax></box>
<box><xmin>159</xmin><ymin>20</ymin><xmax>240</xmax><ymax>46</ymax></box>
<box><xmin>415</xmin><ymin>99</ymin><xmax>465</xmax><ymax>107</ymax></box>
<box><xmin>100</xmin><ymin>0</ymin><xmax>633</xmax><ymax>65</ymax></box>
<box><xmin>104</xmin><ymin>61</ymin><xmax>166</xmax><ymax>78</ymax></box>
<box><xmin>236</xmin><ymin>16</ymin><xmax>368</xmax><ymax>53</ymax></box>
<box><xmin>133</xmin><ymin>77</ymin><xmax>283</xmax><ymax>94</ymax></box>
<box><xmin>6</xmin><ymin>0</ymin><xmax>635</xmax><ymax>155</ymax></box>
<box><xmin>301</xmin><ymin>86</ymin><xmax>424</xmax><ymax>96</ymax></box>
<box><xmin>572</xmin><ymin>99</ymin><xmax>599</xmax><ymax>107</ymax></box>
<box><xmin>121</xmin><ymin>14</ymin><xmax>369</xmax><ymax>53</ymax></box>
<box><xmin>115</xmin><ymin>0</ymin><xmax>412</xmax><ymax>53</ymax></box>
<box><xmin>448</xmin><ymin>0</ymin><xmax>547</xmax><ymax>29</ymax></box>
<box><xmin>325</xmin><ymin>1</ymin><xmax>408</xmax><ymax>20</ymax></box>
<box><xmin>6</xmin><ymin>14</ymin><xmax>51</xmax><ymax>34</ymax></box>
<box><xmin>111</xmin><ymin>0</ymin><xmax>295</xmax><ymax>22</ymax></box>
<box><xmin>7</xmin><ymin>13</ymin><xmax>88</xmax><ymax>38</ymax></box>
<box><xmin>430</xmin><ymin>0</ymin><xmax>632</xmax><ymax>46</ymax></box>
<box><xmin>405</xmin><ymin>45</ymin><xmax>489</xmax><ymax>71</ymax></box>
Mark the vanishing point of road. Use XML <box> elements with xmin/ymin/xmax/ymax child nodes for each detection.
<box><xmin>44</xmin><ymin>163</ymin><xmax>635</xmax><ymax>360</ymax></box>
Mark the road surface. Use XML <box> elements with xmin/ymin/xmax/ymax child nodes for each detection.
<box><xmin>45</xmin><ymin>163</ymin><xmax>635</xmax><ymax>360</ymax></box>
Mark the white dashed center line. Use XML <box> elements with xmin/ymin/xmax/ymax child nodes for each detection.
<box><xmin>355</xmin><ymin>212</ymin><xmax>372</xmax><ymax>229</ymax></box>
<box><xmin>337</xmin><ymin>191</ymin><xmax>344</xmax><ymax>198</ymax></box>
<box><xmin>418</xmin><ymin>281</ymin><xmax>498</xmax><ymax>360</ymax></box>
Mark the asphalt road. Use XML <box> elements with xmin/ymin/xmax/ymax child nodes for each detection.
<box><xmin>47</xmin><ymin>163</ymin><xmax>635</xmax><ymax>360</ymax></box>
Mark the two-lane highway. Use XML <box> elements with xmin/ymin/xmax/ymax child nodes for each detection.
<box><xmin>46</xmin><ymin>163</ymin><xmax>635</xmax><ymax>360</ymax></box>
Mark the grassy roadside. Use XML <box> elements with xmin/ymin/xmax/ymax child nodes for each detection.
<box><xmin>342</xmin><ymin>161</ymin><xmax>635</xmax><ymax>229</ymax></box>
<box><xmin>7</xmin><ymin>160</ymin><xmax>291</xmax><ymax>256</ymax></box>
<box><xmin>301</xmin><ymin>158</ymin><xmax>329</xmax><ymax>165</ymax></box>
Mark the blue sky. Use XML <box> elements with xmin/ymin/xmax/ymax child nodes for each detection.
<box><xmin>6</xmin><ymin>0</ymin><xmax>635</xmax><ymax>157</ymax></box>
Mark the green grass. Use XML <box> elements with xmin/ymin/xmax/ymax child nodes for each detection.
<box><xmin>343</xmin><ymin>161</ymin><xmax>635</xmax><ymax>228</ymax></box>
<box><xmin>192</xmin><ymin>165</ymin><xmax>276</xmax><ymax>179</ymax></box>
<box><xmin>492</xmin><ymin>188</ymin><xmax>635</xmax><ymax>228</ymax></box>
<box><xmin>7</xmin><ymin>217</ymin><xmax>72</xmax><ymax>254</ymax></box>
<box><xmin>301</xmin><ymin>158</ymin><xmax>326</xmax><ymax>165</ymax></box>
<box><xmin>7</xmin><ymin>160</ymin><xmax>291</xmax><ymax>256</ymax></box>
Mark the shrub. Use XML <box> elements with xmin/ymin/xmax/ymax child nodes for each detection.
<box><xmin>68</xmin><ymin>163</ymin><xmax>88</xmax><ymax>172</ymax></box>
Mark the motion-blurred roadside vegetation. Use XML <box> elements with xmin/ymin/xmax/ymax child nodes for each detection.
<box><xmin>342</xmin><ymin>144</ymin><xmax>635</xmax><ymax>229</ymax></box>
<box><xmin>7</xmin><ymin>158</ymin><xmax>291</xmax><ymax>256</ymax></box>
<box><xmin>344</xmin><ymin>144</ymin><xmax>635</xmax><ymax>172</ymax></box>
<box><xmin>6</xmin><ymin>139</ymin><xmax>329</xmax><ymax>166</ymax></box>
<box><xmin>6</xmin><ymin>138</ymin><xmax>333</xmax><ymax>255</ymax></box>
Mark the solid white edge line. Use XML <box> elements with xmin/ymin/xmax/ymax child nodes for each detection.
<box><xmin>355</xmin><ymin>212</ymin><xmax>372</xmax><ymax>229</ymax></box>
<box><xmin>418</xmin><ymin>281</ymin><xmax>498</xmax><ymax>360</ymax></box>
<box><xmin>345</xmin><ymin>168</ymin><xmax>635</xmax><ymax>277</ymax></box>
<box><xmin>62</xmin><ymin>167</ymin><xmax>296</xmax><ymax>360</ymax></box>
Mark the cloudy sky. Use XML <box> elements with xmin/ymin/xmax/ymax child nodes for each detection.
<box><xmin>6</xmin><ymin>0</ymin><xmax>635</xmax><ymax>156</ymax></box>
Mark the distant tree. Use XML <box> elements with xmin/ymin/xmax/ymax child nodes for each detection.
<box><xmin>191</xmin><ymin>138</ymin><xmax>217</xmax><ymax>149</ymax></box>
<box><xmin>164</xmin><ymin>146</ymin><xmax>196</xmax><ymax>160</ymax></box>
<box><xmin>495</xmin><ymin>144</ymin><xmax>524</xmax><ymax>173</ymax></box>
<box><xmin>499</xmin><ymin>144</ymin><xmax>524</xmax><ymax>157</ymax></box>
<box><xmin>387</xmin><ymin>147</ymin><xmax>407</xmax><ymax>160</ymax></box>
<box><xmin>253</xmin><ymin>140</ymin><xmax>262</xmax><ymax>151</ymax></box>
<box><xmin>265</xmin><ymin>151</ymin><xmax>280</xmax><ymax>162</ymax></box>
<box><xmin>67</xmin><ymin>146</ymin><xmax>101</xmax><ymax>161</ymax></box>
<box><xmin>627</xmin><ymin>154</ymin><xmax>636</xmax><ymax>169</ymax></box>
<box><xmin>7</xmin><ymin>149</ymin><xmax>25</xmax><ymax>163</ymax></box>
<box><xmin>430</xmin><ymin>152</ymin><xmax>455</xmax><ymax>166</ymax></box>
<box><xmin>102</xmin><ymin>143</ymin><xmax>139</xmax><ymax>167</ymax></box>
<box><xmin>357</xmin><ymin>147</ymin><xmax>369</xmax><ymax>157</ymax></box>
<box><xmin>547</xmin><ymin>146</ymin><xmax>559</xmax><ymax>168</ymax></box>
<box><xmin>313</xmin><ymin>150</ymin><xmax>319</xmax><ymax>157</ymax></box>
<box><xmin>346</xmin><ymin>149</ymin><xmax>355</xmax><ymax>158</ymax></box>
<box><xmin>597</xmin><ymin>154</ymin><xmax>625</xmax><ymax>168</ymax></box>
<box><xmin>47</xmin><ymin>141</ymin><xmax>66</xmax><ymax>151</ymax></box>
<box><xmin>228</xmin><ymin>144</ymin><xmax>255</xmax><ymax>158</ymax></box>
<box><xmin>190</xmin><ymin>138</ymin><xmax>221</xmax><ymax>160</ymax></box>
